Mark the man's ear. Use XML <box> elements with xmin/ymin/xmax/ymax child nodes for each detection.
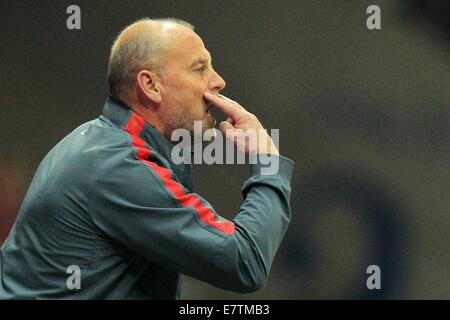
<box><xmin>136</xmin><ymin>70</ymin><xmax>162</xmax><ymax>104</ymax></box>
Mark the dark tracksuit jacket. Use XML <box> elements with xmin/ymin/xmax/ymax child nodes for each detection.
<box><xmin>0</xmin><ymin>97</ymin><xmax>294</xmax><ymax>299</ymax></box>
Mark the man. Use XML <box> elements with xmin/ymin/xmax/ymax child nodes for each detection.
<box><xmin>0</xmin><ymin>18</ymin><xmax>294</xmax><ymax>299</ymax></box>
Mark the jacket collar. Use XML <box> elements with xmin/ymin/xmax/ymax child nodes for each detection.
<box><xmin>100</xmin><ymin>96</ymin><xmax>194</xmax><ymax>191</ymax></box>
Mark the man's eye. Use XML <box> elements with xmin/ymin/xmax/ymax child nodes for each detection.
<box><xmin>196</xmin><ymin>66</ymin><xmax>206</xmax><ymax>73</ymax></box>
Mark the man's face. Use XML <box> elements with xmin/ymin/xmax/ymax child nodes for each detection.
<box><xmin>157</xmin><ymin>28</ymin><xmax>226</xmax><ymax>137</ymax></box>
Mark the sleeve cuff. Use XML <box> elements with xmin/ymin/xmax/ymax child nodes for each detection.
<box><xmin>249</xmin><ymin>153</ymin><xmax>295</xmax><ymax>181</ymax></box>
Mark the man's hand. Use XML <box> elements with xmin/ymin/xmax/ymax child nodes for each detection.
<box><xmin>204</xmin><ymin>92</ymin><xmax>279</xmax><ymax>156</ymax></box>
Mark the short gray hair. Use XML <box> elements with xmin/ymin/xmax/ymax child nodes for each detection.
<box><xmin>107</xmin><ymin>18</ymin><xmax>194</xmax><ymax>102</ymax></box>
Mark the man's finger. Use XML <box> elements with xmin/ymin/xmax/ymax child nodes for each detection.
<box><xmin>217</xmin><ymin>94</ymin><xmax>247</xmax><ymax>112</ymax></box>
<box><xmin>204</xmin><ymin>92</ymin><xmax>246</xmax><ymax>122</ymax></box>
<box><xmin>219</xmin><ymin>120</ymin><xmax>234</xmax><ymax>133</ymax></box>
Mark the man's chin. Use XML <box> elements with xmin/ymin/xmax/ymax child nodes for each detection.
<box><xmin>205</xmin><ymin>112</ymin><xmax>217</xmax><ymax>129</ymax></box>
<box><xmin>188</xmin><ymin>117</ymin><xmax>217</xmax><ymax>143</ymax></box>
<box><xmin>183</xmin><ymin>114</ymin><xmax>216</xmax><ymax>133</ymax></box>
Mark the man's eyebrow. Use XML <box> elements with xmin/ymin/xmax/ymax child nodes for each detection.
<box><xmin>190</xmin><ymin>57</ymin><xmax>213</xmax><ymax>68</ymax></box>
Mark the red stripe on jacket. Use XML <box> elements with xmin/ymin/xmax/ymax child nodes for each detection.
<box><xmin>123</xmin><ymin>112</ymin><xmax>236</xmax><ymax>235</ymax></box>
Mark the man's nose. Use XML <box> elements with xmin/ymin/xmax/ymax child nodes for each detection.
<box><xmin>209</xmin><ymin>70</ymin><xmax>226</xmax><ymax>92</ymax></box>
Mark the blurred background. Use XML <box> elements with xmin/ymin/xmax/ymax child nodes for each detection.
<box><xmin>0</xmin><ymin>0</ymin><xmax>449</xmax><ymax>299</ymax></box>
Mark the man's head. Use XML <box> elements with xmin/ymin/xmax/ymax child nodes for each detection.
<box><xmin>107</xmin><ymin>18</ymin><xmax>226</xmax><ymax>139</ymax></box>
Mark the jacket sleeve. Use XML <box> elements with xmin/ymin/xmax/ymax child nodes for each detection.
<box><xmin>90</xmin><ymin>150</ymin><xmax>294</xmax><ymax>293</ymax></box>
